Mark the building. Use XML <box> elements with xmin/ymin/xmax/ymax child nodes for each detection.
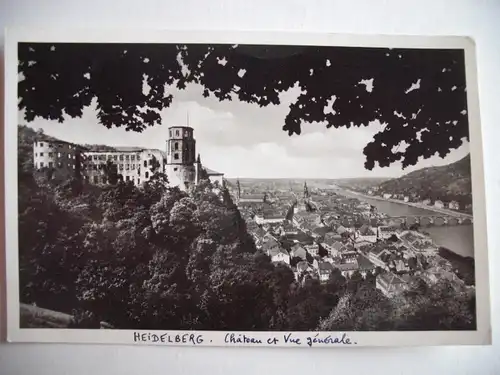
<box><xmin>290</xmin><ymin>244</ymin><xmax>308</xmax><ymax>261</ymax></box>
<box><xmin>355</xmin><ymin>225</ymin><xmax>378</xmax><ymax>243</ymax></box>
<box><xmin>368</xmin><ymin>248</ymin><xmax>391</xmax><ymax>270</ymax></box>
<box><xmin>294</xmin><ymin>261</ymin><xmax>313</xmax><ymax>282</ymax></box>
<box><xmin>304</xmin><ymin>243</ymin><xmax>319</xmax><ymax>257</ymax></box>
<box><xmin>254</xmin><ymin>209</ymin><xmax>287</xmax><ymax>225</ymax></box>
<box><xmin>376</xmin><ymin>272</ymin><xmax>408</xmax><ymax>297</ymax></box>
<box><xmin>33</xmin><ymin>138</ymin><xmax>85</xmax><ymax>180</ymax></box>
<box><xmin>268</xmin><ymin>247</ymin><xmax>290</xmax><ymax>266</ymax></box>
<box><xmin>334</xmin><ymin>262</ymin><xmax>359</xmax><ymax>278</ymax></box>
<box><xmin>448</xmin><ymin>201</ymin><xmax>460</xmax><ymax>210</ymax></box>
<box><xmin>317</xmin><ymin>261</ymin><xmax>334</xmax><ymax>282</ymax></box>
<box><xmin>357</xmin><ymin>254</ymin><xmax>376</xmax><ymax>277</ymax></box>
<box><xmin>434</xmin><ymin>200</ymin><xmax>444</xmax><ymax>209</ymax></box>
<box><xmin>33</xmin><ymin>125</ymin><xmax>224</xmax><ymax>191</ymax></box>
<box><xmin>83</xmin><ymin>147</ymin><xmax>166</xmax><ymax>185</ymax></box>
<box><xmin>378</xmin><ymin>226</ymin><xmax>397</xmax><ymax>240</ymax></box>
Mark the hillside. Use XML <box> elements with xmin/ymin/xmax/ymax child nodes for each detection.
<box><xmin>378</xmin><ymin>155</ymin><xmax>472</xmax><ymax>205</ymax></box>
<box><xmin>18</xmin><ymin>125</ymin><xmax>118</xmax><ymax>155</ymax></box>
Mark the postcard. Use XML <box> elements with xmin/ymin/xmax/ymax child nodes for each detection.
<box><xmin>3</xmin><ymin>29</ymin><xmax>491</xmax><ymax>347</ymax></box>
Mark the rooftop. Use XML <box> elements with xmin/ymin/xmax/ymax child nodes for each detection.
<box><xmin>205</xmin><ymin>167</ymin><xmax>224</xmax><ymax>176</ymax></box>
<box><xmin>318</xmin><ymin>262</ymin><xmax>334</xmax><ymax>271</ymax></box>
<box><xmin>357</xmin><ymin>254</ymin><xmax>376</xmax><ymax>270</ymax></box>
<box><xmin>168</xmin><ymin>126</ymin><xmax>193</xmax><ymax>130</ymax></box>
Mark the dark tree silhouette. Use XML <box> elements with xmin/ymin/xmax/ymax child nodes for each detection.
<box><xmin>18</xmin><ymin>43</ymin><xmax>469</xmax><ymax>170</ymax></box>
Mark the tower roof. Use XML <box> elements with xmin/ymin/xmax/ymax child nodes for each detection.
<box><xmin>168</xmin><ymin>126</ymin><xmax>193</xmax><ymax>130</ymax></box>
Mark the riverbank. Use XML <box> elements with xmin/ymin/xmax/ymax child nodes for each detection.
<box><xmin>338</xmin><ymin>189</ymin><xmax>473</xmax><ymax>219</ymax></box>
<box><xmin>333</xmin><ymin>187</ymin><xmax>475</xmax><ymax>258</ymax></box>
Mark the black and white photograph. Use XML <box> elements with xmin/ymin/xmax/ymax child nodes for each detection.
<box><xmin>4</xmin><ymin>30</ymin><xmax>491</xmax><ymax>347</ymax></box>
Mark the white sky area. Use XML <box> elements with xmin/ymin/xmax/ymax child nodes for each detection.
<box><xmin>19</xmin><ymin>83</ymin><xmax>470</xmax><ymax>179</ymax></box>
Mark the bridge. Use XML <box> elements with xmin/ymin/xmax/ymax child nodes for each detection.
<box><xmin>379</xmin><ymin>215</ymin><xmax>473</xmax><ymax>227</ymax></box>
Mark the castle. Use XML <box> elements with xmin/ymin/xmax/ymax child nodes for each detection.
<box><xmin>32</xmin><ymin>125</ymin><xmax>224</xmax><ymax>191</ymax></box>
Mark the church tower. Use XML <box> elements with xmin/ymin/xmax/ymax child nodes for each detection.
<box><xmin>303</xmin><ymin>181</ymin><xmax>309</xmax><ymax>199</ymax></box>
<box><xmin>165</xmin><ymin>126</ymin><xmax>197</xmax><ymax>191</ymax></box>
<box><xmin>236</xmin><ymin>178</ymin><xmax>241</xmax><ymax>202</ymax></box>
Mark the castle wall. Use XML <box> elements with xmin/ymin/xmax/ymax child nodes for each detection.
<box><xmin>165</xmin><ymin>164</ymin><xmax>196</xmax><ymax>191</ymax></box>
<box><xmin>33</xmin><ymin>140</ymin><xmax>80</xmax><ymax>180</ymax></box>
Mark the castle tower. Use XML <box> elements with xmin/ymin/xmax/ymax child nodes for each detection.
<box><xmin>165</xmin><ymin>126</ymin><xmax>197</xmax><ymax>191</ymax></box>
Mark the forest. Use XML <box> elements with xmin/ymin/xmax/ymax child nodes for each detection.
<box><xmin>17</xmin><ymin>125</ymin><xmax>476</xmax><ymax>331</ymax></box>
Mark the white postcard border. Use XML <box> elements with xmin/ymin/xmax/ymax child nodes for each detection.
<box><xmin>3</xmin><ymin>29</ymin><xmax>492</xmax><ymax>347</ymax></box>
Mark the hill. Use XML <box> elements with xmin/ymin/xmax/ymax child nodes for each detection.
<box><xmin>18</xmin><ymin>125</ymin><xmax>118</xmax><ymax>155</ymax></box>
<box><xmin>378</xmin><ymin>155</ymin><xmax>472</xmax><ymax>206</ymax></box>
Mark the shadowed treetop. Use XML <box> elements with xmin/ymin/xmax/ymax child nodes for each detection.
<box><xmin>18</xmin><ymin>43</ymin><xmax>469</xmax><ymax>170</ymax></box>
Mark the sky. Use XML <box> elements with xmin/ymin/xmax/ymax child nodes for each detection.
<box><xmin>19</xmin><ymin>82</ymin><xmax>470</xmax><ymax>179</ymax></box>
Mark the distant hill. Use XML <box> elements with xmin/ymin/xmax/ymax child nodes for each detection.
<box><xmin>378</xmin><ymin>155</ymin><xmax>472</xmax><ymax>205</ymax></box>
<box><xmin>334</xmin><ymin>177</ymin><xmax>390</xmax><ymax>190</ymax></box>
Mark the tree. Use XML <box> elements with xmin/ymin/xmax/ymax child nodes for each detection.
<box><xmin>103</xmin><ymin>160</ymin><xmax>119</xmax><ymax>185</ymax></box>
<box><xmin>19</xmin><ymin>43</ymin><xmax>469</xmax><ymax>170</ymax></box>
<box><xmin>392</xmin><ymin>277</ymin><xmax>475</xmax><ymax>330</ymax></box>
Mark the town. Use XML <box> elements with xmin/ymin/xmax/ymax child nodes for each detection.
<box><xmin>231</xmin><ymin>179</ymin><xmax>473</xmax><ymax>298</ymax></box>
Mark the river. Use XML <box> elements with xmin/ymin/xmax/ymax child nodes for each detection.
<box><xmin>335</xmin><ymin>189</ymin><xmax>475</xmax><ymax>258</ymax></box>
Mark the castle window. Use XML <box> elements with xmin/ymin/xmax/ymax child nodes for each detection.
<box><xmin>119</xmin><ymin>155</ymin><xmax>124</xmax><ymax>161</ymax></box>
<box><xmin>131</xmin><ymin>155</ymin><xmax>135</xmax><ymax>161</ymax></box>
<box><xmin>125</xmin><ymin>164</ymin><xmax>130</xmax><ymax>170</ymax></box>
<box><xmin>69</xmin><ymin>145</ymin><xmax>72</xmax><ymax>149</ymax></box>
<box><xmin>137</xmin><ymin>155</ymin><xmax>141</xmax><ymax>161</ymax></box>
<box><xmin>174</xmin><ymin>142</ymin><xmax>179</xmax><ymax>150</ymax></box>
<box><xmin>35</xmin><ymin>153</ymin><xmax>37</xmax><ymax>157</ymax></box>
<box><xmin>144</xmin><ymin>160</ymin><xmax>147</xmax><ymax>168</ymax></box>
<box><xmin>49</xmin><ymin>162</ymin><xmax>53</xmax><ymax>168</ymax></box>
<box><xmin>58</xmin><ymin>162</ymin><xmax>62</xmax><ymax>168</ymax></box>
<box><xmin>125</xmin><ymin>155</ymin><xmax>130</xmax><ymax>161</ymax></box>
<box><xmin>145</xmin><ymin>171</ymin><xmax>149</xmax><ymax>179</ymax></box>
<box><xmin>138</xmin><ymin>178</ymin><xmax>140</xmax><ymax>184</ymax></box>
<box><xmin>108</xmin><ymin>155</ymin><xmax>113</xmax><ymax>160</ymax></box>
<box><xmin>93</xmin><ymin>155</ymin><xmax>98</xmax><ymax>160</ymax></box>
<box><xmin>72</xmin><ymin>165</ymin><xmax>75</xmax><ymax>169</ymax></box>
<box><xmin>174</xmin><ymin>153</ymin><xmax>179</xmax><ymax>160</ymax></box>
<box><xmin>113</xmin><ymin>155</ymin><xmax>117</xmax><ymax>161</ymax></box>
<box><xmin>176</xmin><ymin>130</ymin><xmax>179</xmax><ymax>136</ymax></box>
<box><xmin>119</xmin><ymin>165</ymin><xmax>124</xmax><ymax>170</ymax></box>
<box><xmin>126</xmin><ymin>176</ymin><xmax>130</xmax><ymax>182</ymax></box>
<box><xmin>131</xmin><ymin>164</ymin><xmax>135</xmax><ymax>170</ymax></box>
<box><xmin>40</xmin><ymin>162</ymin><xmax>44</xmax><ymax>167</ymax></box>
<box><xmin>174</xmin><ymin>167</ymin><xmax>178</xmax><ymax>171</ymax></box>
<box><xmin>169</xmin><ymin>130</ymin><xmax>172</xmax><ymax>137</ymax></box>
<box><xmin>48</xmin><ymin>152</ymin><xmax>53</xmax><ymax>157</ymax></box>
<box><xmin>40</xmin><ymin>152</ymin><xmax>44</xmax><ymax>157</ymax></box>
<box><xmin>39</xmin><ymin>142</ymin><xmax>44</xmax><ymax>147</ymax></box>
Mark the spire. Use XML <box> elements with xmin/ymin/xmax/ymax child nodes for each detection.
<box><xmin>187</xmin><ymin>111</ymin><xmax>190</xmax><ymax>127</ymax></box>
<box><xmin>197</xmin><ymin>153</ymin><xmax>201</xmax><ymax>164</ymax></box>
<box><xmin>236</xmin><ymin>178</ymin><xmax>241</xmax><ymax>200</ymax></box>
<box><xmin>303</xmin><ymin>181</ymin><xmax>309</xmax><ymax>199</ymax></box>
